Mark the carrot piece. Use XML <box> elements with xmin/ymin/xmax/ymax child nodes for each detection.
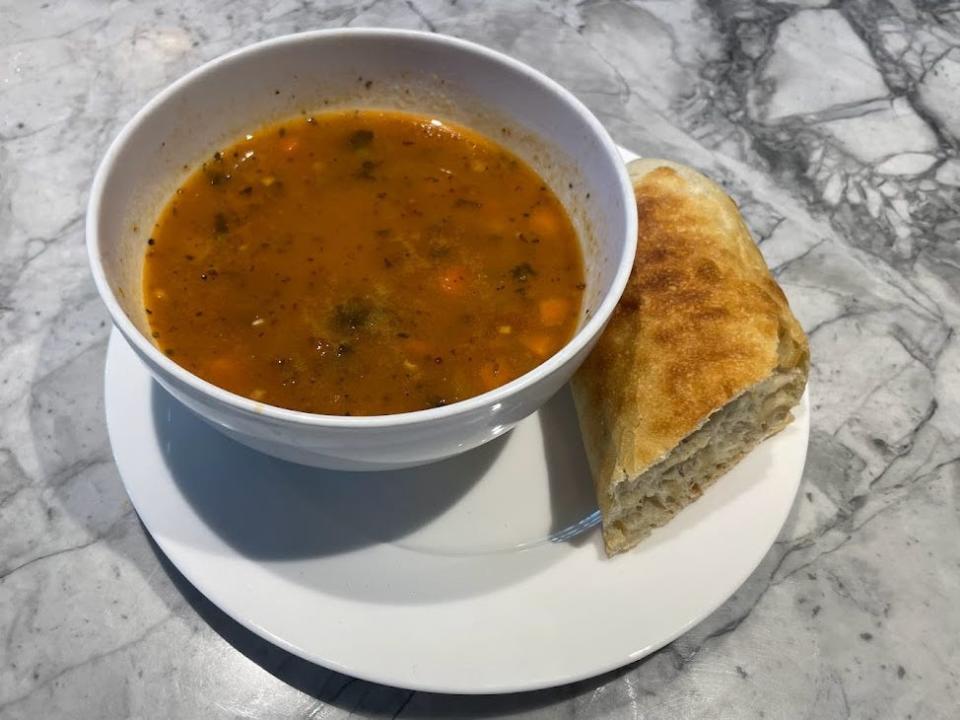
<box><xmin>207</xmin><ymin>357</ymin><xmax>243</xmax><ymax>385</ymax></box>
<box><xmin>529</xmin><ymin>206</ymin><xmax>561</xmax><ymax>237</ymax></box>
<box><xmin>522</xmin><ymin>334</ymin><xmax>553</xmax><ymax>358</ymax></box>
<box><xmin>538</xmin><ymin>297</ymin><xmax>569</xmax><ymax>327</ymax></box>
<box><xmin>438</xmin><ymin>266</ymin><xmax>467</xmax><ymax>293</ymax></box>
<box><xmin>207</xmin><ymin>357</ymin><xmax>235</xmax><ymax>373</ymax></box>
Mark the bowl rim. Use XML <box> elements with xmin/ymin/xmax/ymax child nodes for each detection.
<box><xmin>86</xmin><ymin>27</ymin><xmax>638</xmax><ymax>429</ymax></box>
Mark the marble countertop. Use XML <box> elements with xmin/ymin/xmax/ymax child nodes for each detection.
<box><xmin>2</xmin><ymin>1</ymin><xmax>959</xmax><ymax>717</ymax></box>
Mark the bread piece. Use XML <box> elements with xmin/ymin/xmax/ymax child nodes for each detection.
<box><xmin>571</xmin><ymin>159</ymin><xmax>809</xmax><ymax>556</ymax></box>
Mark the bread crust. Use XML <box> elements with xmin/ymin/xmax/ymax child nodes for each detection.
<box><xmin>571</xmin><ymin>159</ymin><xmax>809</xmax><ymax>554</ymax></box>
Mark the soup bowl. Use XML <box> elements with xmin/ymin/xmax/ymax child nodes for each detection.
<box><xmin>87</xmin><ymin>28</ymin><xmax>637</xmax><ymax>470</ymax></box>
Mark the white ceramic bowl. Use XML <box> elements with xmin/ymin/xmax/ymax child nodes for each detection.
<box><xmin>87</xmin><ymin>29</ymin><xmax>637</xmax><ymax>470</ymax></box>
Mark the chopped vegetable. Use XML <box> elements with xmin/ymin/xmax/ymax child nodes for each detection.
<box><xmin>511</xmin><ymin>262</ymin><xmax>536</xmax><ymax>282</ymax></box>
<box><xmin>528</xmin><ymin>206</ymin><xmax>561</xmax><ymax>237</ymax></box>
<box><xmin>213</xmin><ymin>213</ymin><xmax>229</xmax><ymax>234</ymax></box>
<box><xmin>538</xmin><ymin>297</ymin><xmax>569</xmax><ymax>327</ymax></box>
<box><xmin>207</xmin><ymin>357</ymin><xmax>243</xmax><ymax>385</ymax></box>
<box><xmin>357</xmin><ymin>160</ymin><xmax>377</xmax><ymax>180</ymax></box>
<box><xmin>349</xmin><ymin>129</ymin><xmax>374</xmax><ymax>148</ymax></box>
<box><xmin>522</xmin><ymin>334</ymin><xmax>553</xmax><ymax>357</ymax></box>
<box><xmin>332</xmin><ymin>298</ymin><xmax>373</xmax><ymax>332</ymax></box>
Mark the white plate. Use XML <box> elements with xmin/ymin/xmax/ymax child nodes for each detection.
<box><xmin>104</xmin><ymin>149</ymin><xmax>810</xmax><ymax>693</ymax></box>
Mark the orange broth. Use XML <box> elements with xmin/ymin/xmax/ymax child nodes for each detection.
<box><xmin>143</xmin><ymin>109</ymin><xmax>584</xmax><ymax>415</ymax></box>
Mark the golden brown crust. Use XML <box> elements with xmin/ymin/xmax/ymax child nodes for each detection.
<box><xmin>571</xmin><ymin>158</ymin><xmax>809</xmax><ymax>537</ymax></box>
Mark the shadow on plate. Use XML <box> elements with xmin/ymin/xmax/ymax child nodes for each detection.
<box><xmin>149</xmin><ymin>381</ymin><xmax>600</xmax><ymax>602</ymax></box>
<box><xmin>537</xmin><ymin>387</ymin><xmax>600</xmax><ymax>547</ymax></box>
<box><xmin>150</xmin><ymin>381</ymin><xmax>505</xmax><ymax>559</ymax></box>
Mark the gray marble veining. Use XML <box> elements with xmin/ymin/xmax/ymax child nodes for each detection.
<box><xmin>2</xmin><ymin>1</ymin><xmax>959</xmax><ymax>717</ymax></box>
